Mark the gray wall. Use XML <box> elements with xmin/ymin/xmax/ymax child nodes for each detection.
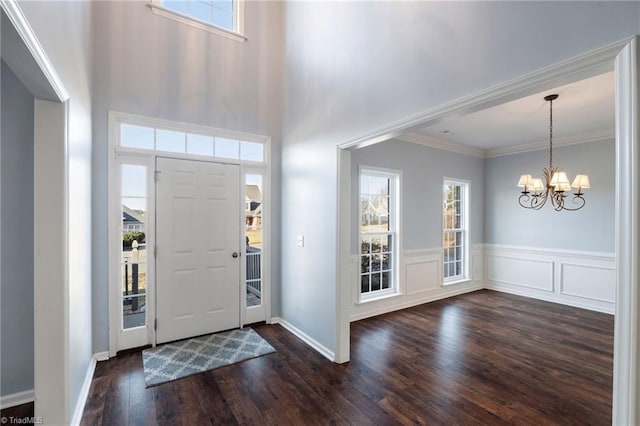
<box><xmin>485</xmin><ymin>139</ymin><xmax>615</xmax><ymax>252</ymax></box>
<box><xmin>281</xmin><ymin>1</ymin><xmax>639</xmax><ymax>354</ymax></box>
<box><xmin>1</xmin><ymin>60</ymin><xmax>35</xmax><ymax>397</ymax></box>
<box><xmin>90</xmin><ymin>1</ymin><xmax>285</xmax><ymax>352</ymax></box>
<box><xmin>350</xmin><ymin>139</ymin><xmax>484</xmax><ymax>254</ymax></box>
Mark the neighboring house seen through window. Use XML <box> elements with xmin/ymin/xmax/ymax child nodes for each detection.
<box><xmin>443</xmin><ymin>178</ymin><xmax>469</xmax><ymax>284</ymax></box>
<box><xmin>359</xmin><ymin>168</ymin><xmax>399</xmax><ymax>301</ymax></box>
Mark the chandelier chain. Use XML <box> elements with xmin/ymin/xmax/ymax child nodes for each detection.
<box><xmin>549</xmin><ymin>97</ymin><xmax>553</xmax><ymax>170</ymax></box>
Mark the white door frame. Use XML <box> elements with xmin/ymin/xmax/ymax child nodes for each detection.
<box><xmin>336</xmin><ymin>36</ymin><xmax>640</xmax><ymax>424</ymax></box>
<box><xmin>108</xmin><ymin>111</ymin><xmax>271</xmax><ymax>356</ymax></box>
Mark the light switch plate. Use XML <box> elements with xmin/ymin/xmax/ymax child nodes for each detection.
<box><xmin>296</xmin><ymin>235</ymin><xmax>304</xmax><ymax>248</ymax></box>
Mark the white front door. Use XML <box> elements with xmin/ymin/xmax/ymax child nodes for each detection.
<box><xmin>156</xmin><ymin>158</ymin><xmax>241</xmax><ymax>344</ymax></box>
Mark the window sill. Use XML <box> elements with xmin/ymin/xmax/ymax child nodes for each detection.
<box><xmin>443</xmin><ymin>278</ymin><xmax>472</xmax><ymax>286</ymax></box>
<box><xmin>356</xmin><ymin>291</ymin><xmax>401</xmax><ymax>305</ymax></box>
<box><xmin>147</xmin><ymin>4</ymin><xmax>247</xmax><ymax>42</ymax></box>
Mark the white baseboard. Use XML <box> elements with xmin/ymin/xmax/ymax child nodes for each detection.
<box><xmin>70</xmin><ymin>352</ymin><xmax>108</xmax><ymax>426</ymax></box>
<box><xmin>0</xmin><ymin>389</ymin><xmax>35</xmax><ymax>409</ymax></box>
<box><xmin>351</xmin><ymin>283</ymin><xmax>483</xmax><ymax>322</ymax></box>
<box><xmin>485</xmin><ymin>282</ymin><xmax>614</xmax><ymax>315</ymax></box>
<box><xmin>93</xmin><ymin>351</ymin><xmax>109</xmax><ymax>362</ymax></box>
<box><xmin>270</xmin><ymin>317</ymin><xmax>335</xmax><ymax>362</ymax></box>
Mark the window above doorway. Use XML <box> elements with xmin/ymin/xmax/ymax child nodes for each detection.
<box><xmin>116</xmin><ymin>117</ymin><xmax>266</xmax><ymax>165</ymax></box>
<box><xmin>148</xmin><ymin>0</ymin><xmax>246</xmax><ymax>42</ymax></box>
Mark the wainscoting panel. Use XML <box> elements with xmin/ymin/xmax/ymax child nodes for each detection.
<box><xmin>350</xmin><ymin>245</ymin><xmax>484</xmax><ymax>322</ymax></box>
<box><xmin>487</xmin><ymin>255</ymin><xmax>554</xmax><ymax>292</ymax></box>
<box><xmin>404</xmin><ymin>250</ymin><xmax>441</xmax><ymax>295</ymax></box>
<box><xmin>561</xmin><ymin>263</ymin><xmax>615</xmax><ymax>303</ymax></box>
<box><xmin>485</xmin><ymin>245</ymin><xmax>615</xmax><ymax>314</ymax></box>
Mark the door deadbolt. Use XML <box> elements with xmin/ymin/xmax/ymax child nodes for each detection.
<box><xmin>232</xmin><ymin>252</ymin><xmax>239</xmax><ymax>258</ymax></box>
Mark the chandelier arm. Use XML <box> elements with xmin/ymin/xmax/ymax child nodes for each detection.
<box><xmin>518</xmin><ymin>192</ymin><xmax>548</xmax><ymax>210</ymax></box>
<box><xmin>559</xmin><ymin>194</ymin><xmax>586</xmax><ymax>211</ymax></box>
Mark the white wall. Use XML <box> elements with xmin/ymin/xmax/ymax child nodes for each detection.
<box><xmin>18</xmin><ymin>0</ymin><xmax>93</xmax><ymax>422</ymax></box>
<box><xmin>90</xmin><ymin>1</ymin><xmax>285</xmax><ymax>352</ymax></box>
<box><xmin>281</xmin><ymin>0</ymin><xmax>639</xmax><ymax>355</ymax></box>
<box><xmin>1</xmin><ymin>61</ymin><xmax>35</xmax><ymax>399</ymax></box>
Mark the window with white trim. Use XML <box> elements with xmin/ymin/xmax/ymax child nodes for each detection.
<box><xmin>149</xmin><ymin>0</ymin><xmax>243</xmax><ymax>38</ymax></box>
<box><xmin>443</xmin><ymin>179</ymin><xmax>469</xmax><ymax>283</ymax></box>
<box><xmin>359</xmin><ymin>168</ymin><xmax>399</xmax><ymax>300</ymax></box>
<box><xmin>119</xmin><ymin>123</ymin><xmax>264</xmax><ymax>163</ymax></box>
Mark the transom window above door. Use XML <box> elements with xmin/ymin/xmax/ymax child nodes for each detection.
<box><xmin>119</xmin><ymin>122</ymin><xmax>265</xmax><ymax>164</ymax></box>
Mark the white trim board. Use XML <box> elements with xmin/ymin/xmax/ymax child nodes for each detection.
<box><xmin>0</xmin><ymin>390</ymin><xmax>35</xmax><ymax>410</ymax></box>
<box><xmin>270</xmin><ymin>317</ymin><xmax>335</xmax><ymax>362</ymax></box>
<box><xmin>0</xmin><ymin>0</ymin><xmax>69</xmax><ymax>102</ymax></box>
<box><xmin>70</xmin><ymin>352</ymin><xmax>108</xmax><ymax>426</ymax></box>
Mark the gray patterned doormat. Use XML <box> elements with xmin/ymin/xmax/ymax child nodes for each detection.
<box><xmin>142</xmin><ymin>328</ymin><xmax>275</xmax><ymax>387</ymax></box>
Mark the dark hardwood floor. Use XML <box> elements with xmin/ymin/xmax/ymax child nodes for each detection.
<box><xmin>9</xmin><ymin>290</ymin><xmax>614</xmax><ymax>425</ymax></box>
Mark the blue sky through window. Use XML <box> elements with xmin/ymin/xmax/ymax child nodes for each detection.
<box><xmin>163</xmin><ymin>0</ymin><xmax>234</xmax><ymax>31</ymax></box>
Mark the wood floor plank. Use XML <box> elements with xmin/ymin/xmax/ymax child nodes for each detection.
<box><xmin>73</xmin><ymin>290</ymin><xmax>612</xmax><ymax>425</ymax></box>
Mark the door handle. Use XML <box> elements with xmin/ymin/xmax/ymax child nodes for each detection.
<box><xmin>232</xmin><ymin>252</ymin><xmax>239</xmax><ymax>258</ymax></box>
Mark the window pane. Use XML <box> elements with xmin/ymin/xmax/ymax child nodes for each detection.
<box><xmin>382</xmin><ymin>272</ymin><xmax>391</xmax><ymax>289</ymax></box>
<box><xmin>122</xmin><ymin>262</ymin><xmax>147</xmax><ymax>296</ymax></box>
<box><xmin>189</xmin><ymin>1</ymin><xmax>213</xmax><ymax>22</ymax></box>
<box><xmin>361</xmin><ymin>255</ymin><xmax>370</xmax><ymax>274</ymax></box>
<box><xmin>187</xmin><ymin>133</ymin><xmax>214</xmax><ymax>156</ymax></box>
<box><xmin>360</xmin><ymin>196</ymin><xmax>370</xmax><ymax>231</ymax></box>
<box><xmin>371</xmin><ymin>273</ymin><xmax>381</xmax><ymax>291</ymax></box>
<box><xmin>123</xmin><ymin>295</ymin><xmax>146</xmax><ymax>329</ymax></box>
<box><xmin>245</xmin><ymin>173</ymin><xmax>263</xmax><ymax>307</ymax></box>
<box><xmin>361</xmin><ymin>237</ymin><xmax>371</xmax><ymax>255</ymax></box>
<box><xmin>164</xmin><ymin>1</ymin><xmax>189</xmax><ymax>15</ymax></box>
<box><xmin>240</xmin><ymin>141</ymin><xmax>264</xmax><ymax>162</ymax></box>
<box><xmin>371</xmin><ymin>254</ymin><xmax>381</xmax><ymax>272</ymax></box>
<box><xmin>214</xmin><ymin>0</ymin><xmax>233</xmax><ymax>13</ymax></box>
<box><xmin>212</xmin><ymin>10</ymin><xmax>233</xmax><ymax>30</ymax></box>
<box><xmin>156</xmin><ymin>129</ymin><xmax>186</xmax><ymax>153</ymax></box>
<box><xmin>121</xmin><ymin>165</ymin><xmax>147</xmax><ymax>197</ymax></box>
<box><xmin>121</xmin><ymin>124</ymin><xmax>154</xmax><ymax>149</ymax></box>
<box><xmin>215</xmin><ymin>137</ymin><xmax>239</xmax><ymax>159</ymax></box>
<box><xmin>361</xmin><ymin>275</ymin><xmax>370</xmax><ymax>294</ymax></box>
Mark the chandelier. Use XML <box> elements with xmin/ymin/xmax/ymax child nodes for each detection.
<box><xmin>517</xmin><ymin>94</ymin><xmax>590</xmax><ymax>211</ymax></box>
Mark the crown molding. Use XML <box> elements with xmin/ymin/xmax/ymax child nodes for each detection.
<box><xmin>0</xmin><ymin>0</ymin><xmax>69</xmax><ymax>102</ymax></box>
<box><xmin>397</xmin><ymin>132</ymin><xmax>485</xmax><ymax>158</ymax></box>
<box><xmin>485</xmin><ymin>128</ymin><xmax>615</xmax><ymax>158</ymax></box>
<box><xmin>397</xmin><ymin>128</ymin><xmax>614</xmax><ymax>159</ymax></box>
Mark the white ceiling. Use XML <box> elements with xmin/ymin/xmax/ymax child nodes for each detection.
<box><xmin>406</xmin><ymin>71</ymin><xmax>615</xmax><ymax>154</ymax></box>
